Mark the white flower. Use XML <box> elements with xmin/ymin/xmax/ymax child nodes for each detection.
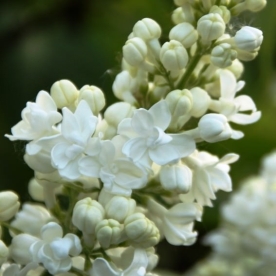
<box><xmin>198</xmin><ymin>114</ymin><xmax>233</xmax><ymax>143</ymax></box>
<box><xmin>209</xmin><ymin>70</ymin><xmax>261</xmax><ymax>139</ymax></box>
<box><xmin>80</xmin><ymin>137</ymin><xmax>146</xmax><ymax>196</ymax></box>
<box><xmin>133</xmin><ymin>18</ymin><xmax>161</xmax><ymax>41</ymax></box>
<box><xmin>51</xmin><ymin>100</ymin><xmax>101</xmax><ymax>180</ymax></box>
<box><xmin>5</xmin><ymin>91</ymin><xmax>62</xmax><ymax>141</ymax></box>
<box><xmin>30</xmin><ymin>222</ymin><xmax>82</xmax><ymax>275</ymax></box>
<box><xmin>118</xmin><ymin>100</ymin><xmax>195</xmax><ymax>168</ymax></box>
<box><xmin>181</xmin><ymin>151</ymin><xmax>239</xmax><ymax>206</ymax></box>
<box><xmin>10</xmin><ymin>203</ymin><xmax>52</xmax><ymax>237</ymax></box>
<box><xmin>90</xmin><ymin>248</ymin><xmax>150</xmax><ymax>276</ymax></box>
<box><xmin>147</xmin><ymin>199</ymin><xmax>202</xmax><ymax>246</ymax></box>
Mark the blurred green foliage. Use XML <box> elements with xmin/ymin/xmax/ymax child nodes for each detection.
<box><xmin>0</xmin><ymin>0</ymin><xmax>275</xmax><ymax>273</ymax></box>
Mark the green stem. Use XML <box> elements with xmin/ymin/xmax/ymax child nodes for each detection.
<box><xmin>176</xmin><ymin>53</ymin><xmax>202</xmax><ymax>90</ymax></box>
<box><xmin>1</xmin><ymin>222</ymin><xmax>22</xmax><ymax>235</ymax></box>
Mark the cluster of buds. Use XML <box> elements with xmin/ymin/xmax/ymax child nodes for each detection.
<box><xmin>186</xmin><ymin>151</ymin><xmax>276</xmax><ymax>276</ymax></box>
<box><xmin>1</xmin><ymin>0</ymin><xmax>266</xmax><ymax>275</ymax></box>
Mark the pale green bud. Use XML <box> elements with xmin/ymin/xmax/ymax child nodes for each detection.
<box><xmin>78</xmin><ymin>85</ymin><xmax>105</xmax><ymax>115</ymax></box>
<box><xmin>245</xmin><ymin>0</ymin><xmax>267</xmax><ymax>12</ymax></box>
<box><xmin>160</xmin><ymin>40</ymin><xmax>189</xmax><ymax>71</ymax></box>
<box><xmin>226</xmin><ymin>59</ymin><xmax>244</xmax><ymax>79</ymax></box>
<box><xmin>197</xmin><ymin>13</ymin><xmax>225</xmax><ymax>42</ymax></box>
<box><xmin>50</xmin><ymin>80</ymin><xmax>79</xmax><ymax>110</ymax></box>
<box><xmin>133</xmin><ymin>18</ymin><xmax>161</xmax><ymax>41</ymax></box>
<box><xmin>210</xmin><ymin>5</ymin><xmax>231</xmax><ymax>24</ymax></box>
<box><xmin>124</xmin><ymin>213</ymin><xmax>160</xmax><ymax>248</ymax></box>
<box><xmin>28</xmin><ymin>178</ymin><xmax>45</xmax><ymax>202</ymax></box>
<box><xmin>72</xmin><ymin>198</ymin><xmax>105</xmax><ymax>235</ymax></box>
<box><xmin>165</xmin><ymin>89</ymin><xmax>193</xmax><ymax>130</ymax></box>
<box><xmin>104</xmin><ymin>102</ymin><xmax>136</xmax><ymax>128</ymax></box>
<box><xmin>106</xmin><ymin>196</ymin><xmax>136</xmax><ymax>223</ymax></box>
<box><xmin>190</xmin><ymin>87</ymin><xmax>211</xmax><ymax>117</ymax></box>
<box><xmin>0</xmin><ymin>240</ymin><xmax>8</xmax><ymax>266</ymax></box>
<box><xmin>211</xmin><ymin>43</ymin><xmax>237</xmax><ymax>68</ymax></box>
<box><xmin>0</xmin><ymin>191</ymin><xmax>20</xmax><ymax>221</ymax></box>
<box><xmin>123</xmin><ymin>37</ymin><xmax>148</xmax><ymax>67</ymax></box>
<box><xmin>169</xmin><ymin>23</ymin><xmax>198</xmax><ymax>48</ymax></box>
<box><xmin>234</xmin><ymin>26</ymin><xmax>263</xmax><ymax>52</ymax></box>
<box><xmin>160</xmin><ymin>162</ymin><xmax>192</xmax><ymax>192</ymax></box>
<box><xmin>171</xmin><ymin>7</ymin><xmax>186</xmax><ymax>25</ymax></box>
<box><xmin>236</xmin><ymin>48</ymin><xmax>258</xmax><ymax>61</ymax></box>
<box><xmin>95</xmin><ymin>219</ymin><xmax>123</xmax><ymax>249</ymax></box>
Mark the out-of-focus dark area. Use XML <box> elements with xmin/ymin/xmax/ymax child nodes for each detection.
<box><xmin>0</xmin><ymin>0</ymin><xmax>275</xmax><ymax>273</ymax></box>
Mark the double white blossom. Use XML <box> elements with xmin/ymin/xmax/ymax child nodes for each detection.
<box><xmin>118</xmin><ymin>100</ymin><xmax>195</xmax><ymax>169</ymax></box>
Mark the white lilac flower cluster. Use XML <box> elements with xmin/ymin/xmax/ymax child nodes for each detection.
<box><xmin>1</xmin><ymin>0</ymin><xmax>265</xmax><ymax>275</ymax></box>
<box><xmin>186</xmin><ymin>151</ymin><xmax>276</xmax><ymax>276</ymax></box>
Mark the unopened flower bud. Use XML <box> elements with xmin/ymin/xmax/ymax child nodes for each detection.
<box><xmin>211</xmin><ymin>43</ymin><xmax>237</xmax><ymax>68</ymax></box>
<box><xmin>133</xmin><ymin>18</ymin><xmax>161</xmax><ymax>40</ymax></box>
<box><xmin>165</xmin><ymin>89</ymin><xmax>193</xmax><ymax>130</ymax></box>
<box><xmin>0</xmin><ymin>191</ymin><xmax>20</xmax><ymax>221</ymax></box>
<box><xmin>160</xmin><ymin>163</ymin><xmax>192</xmax><ymax>192</ymax></box>
<box><xmin>160</xmin><ymin>40</ymin><xmax>188</xmax><ymax>71</ymax></box>
<box><xmin>95</xmin><ymin>219</ymin><xmax>123</xmax><ymax>248</ymax></box>
<box><xmin>78</xmin><ymin>85</ymin><xmax>105</xmax><ymax>115</ymax></box>
<box><xmin>104</xmin><ymin>102</ymin><xmax>136</xmax><ymax>128</ymax></box>
<box><xmin>245</xmin><ymin>0</ymin><xmax>267</xmax><ymax>12</ymax></box>
<box><xmin>197</xmin><ymin>13</ymin><xmax>225</xmax><ymax>42</ymax></box>
<box><xmin>236</xmin><ymin>49</ymin><xmax>258</xmax><ymax>61</ymax></box>
<box><xmin>234</xmin><ymin>26</ymin><xmax>263</xmax><ymax>51</ymax></box>
<box><xmin>50</xmin><ymin>80</ymin><xmax>79</xmax><ymax>110</ymax></box>
<box><xmin>124</xmin><ymin>213</ymin><xmax>160</xmax><ymax>248</ymax></box>
<box><xmin>198</xmin><ymin>114</ymin><xmax>232</xmax><ymax>143</ymax></box>
<box><xmin>0</xmin><ymin>241</ymin><xmax>8</xmax><ymax>266</ymax></box>
<box><xmin>106</xmin><ymin>196</ymin><xmax>136</xmax><ymax>223</ymax></box>
<box><xmin>10</xmin><ymin>234</ymin><xmax>39</xmax><ymax>264</ymax></box>
<box><xmin>210</xmin><ymin>5</ymin><xmax>231</xmax><ymax>24</ymax></box>
<box><xmin>169</xmin><ymin>23</ymin><xmax>198</xmax><ymax>48</ymax></box>
<box><xmin>123</xmin><ymin>37</ymin><xmax>148</xmax><ymax>67</ymax></box>
<box><xmin>189</xmin><ymin>87</ymin><xmax>211</xmax><ymax>117</ymax></box>
<box><xmin>172</xmin><ymin>7</ymin><xmax>186</xmax><ymax>24</ymax></box>
<box><xmin>72</xmin><ymin>198</ymin><xmax>105</xmax><ymax>235</ymax></box>
<box><xmin>112</xmin><ymin>71</ymin><xmax>137</xmax><ymax>104</ymax></box>
<box><xmin>226</xmin><ymin>59</ymin><xmax>244</xmax><ymax>79</ymax></box>
<box><xmin>28</xmin><ymin>178</ymin><xmax>45</xmax><ymax>202</ymax></box>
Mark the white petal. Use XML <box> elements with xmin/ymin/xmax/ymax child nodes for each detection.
<box><xmin>131</xmin><ymin>109</ymin><xmax>154</xmax><ymax>134</ymax></box>
<box><xmin>230</xmin><ymin>111</ymin><xmax>261</xmax><ymax>125</ymax></box>
<box><xmin>220</xmin><ymin>70</ymin><xmax>236</xmax><ymax>100</ymax></box>
<box><xmin>234</xmin><ymin>95</ymin><xmax>256</xmax><ymax>111</ymax></box>
<box><xmin>148</xmin><ymin>100</ymin><xmax>171</xmax><ymax>130</ymax></box>
<box><xmin>219</xmin><ymin>153</ymin><xmax>239</xmax><ymax>164</ymax></box>
<box><xmin>123</xmin><ymin>137</ymin><xmax>148</xmax><ymax>162</ymax></box>
<box><xmin>124</xmin><ymin>249</ymin><xmax>148</xmax><ymax>276</ymax></box>
<box><xmin>59</xmin><ymin>159</ymin><xmax>81</xmax><ymax>180</ymax></box>
<box><xmin>41</xmin><ymin>222</ymin><xmax>63</xmax><ymax>242</ymax></box>
<box><xmin>118</xmin><ymin>118</ymin><xmax>136</xmax><ymax>138</ymax></box>
<box><xmin>78</xmin><ymin>156</ymin><xmax>101</xmax><ymax>178</ymax></box>
<box><xmin>209</xmin><ymin>167</ymin><xmax>232</xmax><ymax>192</ymax></box>
<box><xmin>36</xmin><ymin>91</ymin><xmax>58</xmax><ymax>112</ymax></box>
<box><xmin>51</xmin><ymin>142</ymin><xmax>71</xmax><ymax>169</ymax></box>
<box><xmin>90</xmin><ymin>258</ymin><xmax>121</xmax><ymax>276</ymax></box>
<box><xmin>231</xmin><ymin>129</ymin><xmax>244</xmax><ymax>139</ymax></box>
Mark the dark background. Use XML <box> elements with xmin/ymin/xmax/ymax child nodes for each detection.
<box><xmin>0</xmin><ymin>0</ymin><xmax>276</xmax><ymax>273</ymax></box>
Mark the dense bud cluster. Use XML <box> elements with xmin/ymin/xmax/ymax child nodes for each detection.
<box><xmin>1</xmin><ymin>0</ymin><xmax>266</xmax><ymax>275</ymax></box>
